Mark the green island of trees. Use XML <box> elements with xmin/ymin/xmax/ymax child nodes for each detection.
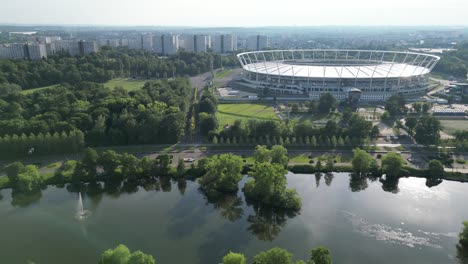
<box><xmin>99</xmin><ymin>244</ymin><xmax>155</xmax><ymax>264</ymax></box>
<box><xmin>95</xmin><ymin>244</ymin><xmax>333</xmax><ymax>264</ymax></box>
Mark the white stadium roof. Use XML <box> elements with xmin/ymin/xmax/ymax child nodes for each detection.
<box><xmin>237</xmin><ymin>49</ymin><xmax>440</xmax><ymax>80</ymax></box>
<box><xmin>243</xmin><ymin>62</ymin><xmax>430</xmax><ymax>79</ymax></box>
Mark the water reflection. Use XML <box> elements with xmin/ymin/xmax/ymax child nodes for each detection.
<box><xmin>206</xmin><ymin>194</ymin><xmax>244</xmax><ymax>222</ymax></box>
<box><xmin>349</xmin><ymin>173</ymin><xmax>369</xmax><ymax>192</ymax></box>
<box><xmin>246</xmin><ymin>203</ymin><xmax>299</xmax><ymax>241</ymax></box>
<box><xmin>315</xmin><ymin>173</ymin><xmax>322</xmax><ymax>187</ymax></box>
<box><xmin>324</xmin><ymin>172</ymin><xmax>334</xmax><ymax>186</ymax></box>
<box><xmin>11</xmin><ymin>189</ymin><xmax>42</xmax><ymax>207</ymax></box>
<box><xmin>380</xmin><ymin>176</ymin><xmax>400</xmax><ymax>193</ymax></box>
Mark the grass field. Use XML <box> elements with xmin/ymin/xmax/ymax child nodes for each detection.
<box><xmin>216</xmin><ymin>104</ymin><xmax>279</xmax><ymax>128</ymax></box>
<box><xmin>103</xmin><ymin>78</ymin><xmax>148</xmax><ymax>91</ymax></box>
<box><xmin>20</xmin><ymin>84</ymin><xmax>60</xmax><ymax>94</ymax></box>
<box><xmin>440</xmin><ymin>120</ymin><xmax>468</xmax><ymax>135</ymax></box>
<box><xmin>215</xmin><ymin>69</ymin><xmax>234</xmax><ymax>79</ymax></box>
<box><xmin>288</xmin><ymin>112</ymin><xmax>342</xmax><ymax>125</ymax></box>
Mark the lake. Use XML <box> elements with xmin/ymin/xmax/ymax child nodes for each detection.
<box><xmin>0</xmin><ymin>173</ymin><xmax>467</xmax><ymax>264</ymax></box>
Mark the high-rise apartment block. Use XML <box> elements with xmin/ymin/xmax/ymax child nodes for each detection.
<box><xmin>212</xmin><ymin>34</ymin><xmax>237</xmax><ymax>53</ymax></box>
<box><xmin>247</xmin><ymin>35</ymin><xmax>268</xmax><ymax>51</ymax></box>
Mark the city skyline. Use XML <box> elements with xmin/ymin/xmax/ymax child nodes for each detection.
<box><xmin>1</xmin><ymin>0</ymin><xmax>468</xmax><ymax>27</ymax></box>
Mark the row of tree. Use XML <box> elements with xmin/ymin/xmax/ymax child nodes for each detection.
<box><xmin>0</xmin><ymin>130</ymin><xmax>84</xmax><ymax>159</ymax></box>
<box><xmin>212</xmin><ymin>134</ymin><xmax>374</xmax><ymax>148</ymax></box>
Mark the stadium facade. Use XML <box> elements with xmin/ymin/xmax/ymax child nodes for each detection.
<box><xmin>236</xmin><ymin>49</ymin><xmax>440</xmax><ymax>101</ymax></box>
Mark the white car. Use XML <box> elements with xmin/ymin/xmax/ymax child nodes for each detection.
<box><xmin>183</xmin><ymin>158</ymin><xmax>195</xmax><ymax>162</ymax></box>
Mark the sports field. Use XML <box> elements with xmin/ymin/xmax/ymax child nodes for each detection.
<box><xmin>216</xmin><ymin>104</ymin><xmax>279</xmax><ymax>128</ymax></box>
<box><xmin>440</xmin><ymin>120</ymin><xmax>468</xmax><ymax>135</ymax></box>
<box><xmin>103</xmin><ymin>78</ymin><xmax>147</xmax><ymax>91</ymax></box>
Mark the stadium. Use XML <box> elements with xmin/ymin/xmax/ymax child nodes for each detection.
<box><xmin>236</xmin><ymin>49</ymin><xmax>440</xmax><ymax>101</ymax></box>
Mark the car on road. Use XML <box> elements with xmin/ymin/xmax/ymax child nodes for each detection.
<box><xmin>183</xmin><ymin>158</ymin><xmax>195</xmax><ymax>163</ymax></box>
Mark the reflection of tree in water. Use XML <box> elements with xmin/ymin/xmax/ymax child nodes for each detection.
<box><xmin>380</xmin><ymin>176</ymin><xmax>400</xmax><ymax>193</ymax></box>
<box><xmin>247</xmin><ymin>203</ymin><xmax>299</xmax><ymax>241</ymax></box>
<box><xmin>177</xmin><ymin>179</ymin><xmax>187</xmax><ymax>195</ymax></box>
<box><xmin>456</xmin><ymin>244</ymin><xmax>468</xmax><ymax>264</ymax></box>
<box><xmin>204</xmin><ymin>193</ymin><xmax>244</xmax><ymax>222</ymax></box>
<box><xmin>11</xmin><ymin>189</ymin><xmax>42</xmax><ymax>207</ymax></box>
<box><xmin>349</xmin><ymin>173</ymin><xmax>369</xmax><ymax>192</ymax></box>
<box><xmin>159</xmin><ymin>176</ymin><xmax>172</xmax><ymax>192</ymax></box>
<box><xmin>324</xmin><ymin>173</ymin><xmax>334</xmax><ymax>186</ymax></box>
<box><xmin>315</xmin><ymin>173</ymin><xmax>322</xmax><ymax>187</ymax></box>
<box><xmin>425</xmin><ymin>178</ymin><xmax>443</xmax><ymax>188</ymax></box>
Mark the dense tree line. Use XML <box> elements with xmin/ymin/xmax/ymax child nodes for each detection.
<box><xmin>433</xmin><ymin>42</ymin><xmax>468</xmax><ymax>78</ymax></box>
<box><xmin>210</xmin><ymin>112</ymin><xmax>376</xmax><ymax>147</ymax></box>
<box><xmin>0</xmin><ymin>79</ymin><xmax>191</xmax><ymax>146</ymax></box>
<box><xmin>0</xmin><ymin>130</ymin><xmax>84</xmax><ymax>159</ymax></box>
<box><xmin>0</xmin><ymin>47</ymin><xmax>239</xmax><ymax>90</ymax></box>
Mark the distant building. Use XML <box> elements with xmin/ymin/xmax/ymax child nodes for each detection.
<box><xmin>25</xmin><ymin>43</ymin><xmax>47</xmax><ymax>60</ymax></box>
<box><xmin>247</xmin><ymin>35</ymin><xmax>268</xmax><ymax>51</ymax></box>
<box><xmin>161</xmin><ymin>35</ymin><xmax>179</xmax><ymax>55</ymax></box>
<box><xmin>0</xmin><ymin>43</ymin><xmax>26</xmax><ymax>59</ymax></box>
<box><xmin>55</xmin><ymin>41</ymin><xmax>80</xmax><ymax>56</ymax></box>
<box><xmin>79</xmin><ymin>40</ymin><xmax>98</xmax><ymax>55</ymax></box>
<box><xmin>153</xmin><ymin>35</ymin><xmax>163</xmax><ymax>53</ymax></box>
<box><xmin>179</xmin><ymin>35</ymin><xmax>209</xmax><ymax>52</ymax></box>
<box><xmin>212</xmin><ymin>34</ymin><xmax>237</xmax><ymax>53</ymax></box>
<box><xmin>45</xmin><ymin>43</ymin><xmax>56</xmax><ymax>56</ymax></box>
<box><xmin>128</xmin><ymin>38</ymin><xmax>142</xmax><ymax>50</ymax></box>
<box><xmin>142</xmin><ymin>34</ymin><xmax>153</xmax><ymax>51</ymax></box>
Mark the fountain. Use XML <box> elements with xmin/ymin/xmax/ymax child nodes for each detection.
<box><xmin>76</xmin><ymin>192</ymin><xmax>91</xmax><ymax>220</ymax></box>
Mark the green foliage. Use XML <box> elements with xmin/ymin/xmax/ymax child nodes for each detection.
<box><xmin>253</xmin><ymin>247</ymin><xmax>294</xmax><ymax>264</ymax></box>
<box><xmin>351</xmin><ymin>148</ymin><xmax>374</xmax><ymax>174</ymax></box>
<box><xmin>199</xmin><ymin>112</ymin><xmax>218</xmax><ymax>137</ymax></box>
<box><xmin>428</xmin><ymin>160</ymin><xmax>444</xmax><ymax>179</ymax></box>
<box><xmin>0</xmin><ymin>130</ymin><xmax>85</xmax><ymax>159</ymax></box>
<box><xmin>244</xmin><ymin>162</ymin><xmax>301</xmax><ymax>210</ymax></box>
<box><xmin>382</xmin><ymin>152</ymin><xmax>404</xmax><ymax>177</ymax></box>
<box><xmin>222</xmin><ymin>252</ymin><xmax>246</xmax><ymax>264</ymax></box>
<box><xmin>0</xmin><ymin>79</ymin><xmax>190</xmax><ymax>147</ymax></box>
<box><xmin>318</xmin><ymin>93</ymin><xmax>337</xmax><ymax>113</ymax></box>
<box><xmin>99</xmin><ymin>244</ymin><xmax>155</xmax><ymax>264</ymax></box>
<box><xmin>310</xmin><ymin>246</ymin><xmax>332</xmax><ymax>264</ymax></box>
<box><xmin>199</xmin><ymin>154</ymin><xmax>244</xmax><ymax>195</ymax></box>
<box><xmin>253</xmin><ymin>145</ymin><xmax>289</xmax><ymax>166</ymax></box>
<box><xmin>460</xmin><ymin>222</ymin><xmax>468</xmax><ymax>249</ymax></box>
<box><xmin>5</xmin><ymin>161</ymin><xmax>25</xmax><ymax>184</ymax></box>
<box><xmin>16</xmin><ymin>165</ymin><xmax>43</xmax><ymax>193</ymax></box>
<box><xmin>176</xmin><ymin>158</ymin><xmax>186</xmax><ymax>178</ymax></box>
<box><xmin>385</xmin><ymin>95</ymin><xmax>406</xmax><ymax>116</ymax></box>
<box><xmin>254</xmin><ymin>145</ymin><xmax>271</xmax><ymax>163</ymax></box>
<box><xmin>414</xmin><ymin>116</ymin><xmax>442</xmax><ymax>145</ymax></box>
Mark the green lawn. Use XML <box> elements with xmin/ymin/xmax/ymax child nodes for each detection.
<box><xmin>288</xmin><ymin>112</ymin><xmax>342</xmax><ymax>124</ymax></box>
<box><xmin>20</xmin><ymin>84</ymin><xmax>61</xmax><ymax>94</ymax></box>
<box><xmin>440</xmin><ymin>120</ymin><xmax>468</xmax><ymax>135</ymax></box>
<box><xmin>216</xmin><ymin>104</ymin><xmax>279</xmax><ymax>128</ymax></box>
<box><xmin>215</xmin><ymin>69</ymin><xmax>234</xmax><ymax>79</ymax></box>
<box><xmin>103</xmin><ymin>78</ymin><xmax>148</xmax><ymax>91</ymax></box>
<box><xmin>19</xmin><ymin>78</ymin><xmax>147</xmax><ymax>95</ymax></box>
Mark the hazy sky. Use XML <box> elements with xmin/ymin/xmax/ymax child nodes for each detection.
<box><xmin>1</xmin><ymin>0</ymin><xmax>467</xmax><ymax>26</ymax></box>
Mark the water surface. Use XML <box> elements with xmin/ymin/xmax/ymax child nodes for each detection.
<box><xmin>0</xmin><ymin>173</ymin><xmax>467</xmax><ymax>264</ymax></box>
